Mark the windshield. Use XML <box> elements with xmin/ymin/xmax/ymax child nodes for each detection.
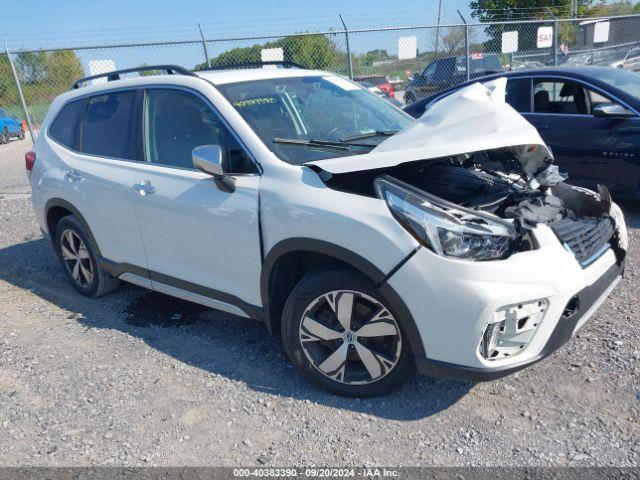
<box><xmin>216</xmin><ymin>75</ymin><xmax>412</xmax><ymax>165</ymax></box>
<box><xmin>588</xmin><ymin>68</ymin><xmax>640</xmax><ymax>101</ymax></box>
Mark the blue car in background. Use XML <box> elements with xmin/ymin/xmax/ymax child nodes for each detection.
<box><xmin>404</xmin><ymin>67</ymin><xmax>640</xmax><ymax>199</ymax></box>
<box><xmin>0</xmin><ymin>107</ymin><xmax>25</xmax><ymax>144</ymax></box>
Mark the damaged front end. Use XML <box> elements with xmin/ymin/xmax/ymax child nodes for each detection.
<box><xmin>307</xmin><ymin>78</ymin><xmax>628</xmax><ymax>267</ymax></box>
<box><xmin>320</xmin><ymin>147</ymin><xmax>626</xmax><ymax>266</ymax></box>
<box><xmin>373</xmin><ymin>152</ymin><xmax>626</xmax><ymax>266</ymax></box>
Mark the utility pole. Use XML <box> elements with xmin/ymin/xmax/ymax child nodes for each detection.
<box><xmin>434</xmin><ymin>0</ymin><xmax>443</xmax><ymax>57</ymax></box>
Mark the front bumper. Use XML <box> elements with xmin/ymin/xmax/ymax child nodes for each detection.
<box><xmin>414</xmin><ymin>260</ymin><xmax>622</xmax><ymax>381</ymax></box>
<box><xmin>386</xmin><ymin>222</ymin><xmax>624</xmax><ymax>380</ymax></box>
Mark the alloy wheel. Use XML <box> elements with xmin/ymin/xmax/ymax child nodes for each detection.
<box><xmin>299</xmin><ymin>290</ymin><xmax>402</xmax><ymax>385</ymax></box>
<box><xmin>60</xmin><ymin>229</ymin><xmax>94</xmax><ymax>287</ymax></box>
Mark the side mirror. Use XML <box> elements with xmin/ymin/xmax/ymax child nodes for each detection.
<box><xmin>593</xmin><ymin>103</ymin><xmax>635</xmax><ymax>118</ymax></box>
<box><xmin>192</xmin><ymin>145</ymin><xmax>235</xmax><ymax>192</ymax></box>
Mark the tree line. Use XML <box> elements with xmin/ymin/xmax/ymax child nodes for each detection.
<box><xmin>1</xmin><ymin>50</ymin><xmax>84</xmax><ymax>122</ymax></box>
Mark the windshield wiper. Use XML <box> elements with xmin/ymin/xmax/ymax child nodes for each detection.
<box><xmin>340</xmin><ymin>130</ymin><xmax>398</xmax><ymax>142</ymax></box>
<box><xmin>274</xmin><ymin>137</ymin><xmax>375</xmax><ymax>151</ymax></box>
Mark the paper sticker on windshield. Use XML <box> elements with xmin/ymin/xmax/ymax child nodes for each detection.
<box><xmin>323</xmin><ymin>76</ymin><xmax>360</xmax><ymax>91</ymax></box>
<box><xmin>233</xmin><ymin>97</ymin><xmax>276</xmax><ymax>108</ymax></box>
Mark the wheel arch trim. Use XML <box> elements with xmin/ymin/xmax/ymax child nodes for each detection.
<box><xmin>260</xmin><ymin>238</ymin><xmax>427</xmax><ymax>358</ymax></box>
<box><xmin>44</xmin><ymin>198</ymin><xmax>102</xmax><ymax>257</ymax></box>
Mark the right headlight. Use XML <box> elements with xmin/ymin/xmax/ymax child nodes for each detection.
<box><xmin>375</xmin><ymin>176</ymin><xmax>518</xmax><ymax>261</ymax></box>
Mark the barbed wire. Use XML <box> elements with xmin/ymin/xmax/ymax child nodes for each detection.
<box><xmin>2</xmin><ymin>9</ymin><xmax>638</xmax><ymax>52</ymax></box>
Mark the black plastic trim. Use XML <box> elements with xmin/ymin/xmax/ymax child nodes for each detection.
<box><xmin>98</xmin><ymin>258</ymin><xmax>264</xmax><ymax>321</ymax></box>
<box><xmin>261</xmin><ymin>239</ymin><xmax>387</xmax><ymax>303</ymax></box>
<box><xmin>44</xmin><ymin>199</ymin><xmax>101</xmax><ymax>256</ymax></box>
<box><xmin>416</xmin><ymin>261</ymin><xmax>623</xmax><ymax>381</ymax></box>
<box><xmin>72</xmin><ymin>65</ymin><xmax>195</xmax><ymax>89</ymax></box>
<box><xmin>380</xmin><ymin>245</ymin><xmax>421</xmax><ymax>284</ymax></box>
<box><xmin>260</xmin><ymin>238</ymin><xmax>427</xmax><ymax>358</ymax></box>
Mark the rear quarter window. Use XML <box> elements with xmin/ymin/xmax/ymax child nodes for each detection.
<box><xmin>49</xmin><ymin>99</ymin><xmax>85</xmax><ymax>149</ymax></box>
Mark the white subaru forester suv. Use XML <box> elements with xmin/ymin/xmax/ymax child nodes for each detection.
<box><xmin>28</xmin><ymin>64</ymin><xmax>628</xmax><ymax>397</ymax></box>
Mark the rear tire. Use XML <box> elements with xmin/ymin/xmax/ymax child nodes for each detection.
<box><xmin>54</xmin><ymin>216</ymin><xmax>120</xmax><ymax>297</ymax></box>
<box><xmin>281</xmin><ymin>269</ymin><xmax>414</xmax><ymax>397</ymax></box>
<box><xmin>0</xmin><ymin>129</ymin><xmax>8</xmax><ymax>144</ymax></box>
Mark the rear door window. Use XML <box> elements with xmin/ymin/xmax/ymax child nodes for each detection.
<box><xmin>81</xmin><ymin>91</ymin><xmax>137</xmax><ymax>160</ymax></box>
<box><xmin>533</xmin><ymin>79</ymin><xmax>613</xmax><ymax>115</ymax></box>
<box><xmin>49</xmin><ymin>99</ymin><xmax>85</xmax><ymax>149</ymax></box>
<box><xmin>533</xmin><ymin>80</ymin><xmax>589</xmax><ymax>115</ymax></box>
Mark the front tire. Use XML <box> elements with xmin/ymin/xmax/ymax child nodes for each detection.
<box><xmin>281</xmin><ymin>269</ymin><xmax>414</xmax><ymax>397</ymax></box>
<box><xmin>55</xmin><ymin>216</ymin><xmax>120</xmax><ymax>297</ymax></box>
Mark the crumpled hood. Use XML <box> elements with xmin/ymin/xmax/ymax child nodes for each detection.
<box><xmin>305</xmin><ymin>78</ymin><xmax>553</xmax><ymax>176</ymax></box>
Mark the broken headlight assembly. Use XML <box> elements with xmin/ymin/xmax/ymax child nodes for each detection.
<box><xmin>375</xmin><ymin>176</ymin><xmax>518</xmax><ymax>261</ymax></box>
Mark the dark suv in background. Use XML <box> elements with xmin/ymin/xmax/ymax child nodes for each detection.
<box><xmin>404</xmin><ymin>53</ymin><xmax>503</xmax><ymax>103</ymax></box>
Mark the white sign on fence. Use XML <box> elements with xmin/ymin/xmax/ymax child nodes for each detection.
<box><xmin>501</xmin><ymin>31</ymin><xmax>519</xmax><ymax>53</ymax></box>
<box><xmin>398</xmin><ymin>36</ymin><xmax>418</xmax><ymax>60</ymax></box>
<box><xmin>537</xmin><ymin>26</ymin><xmax>554</xmax><ymax>48</ymax></box>
<box><xmin>261</xmin><ymin>47</ymin><xmax>284</xmax><ymax>65</ymax></box>
<box><xmin>594</xmin><ymin>21</ymin><xmax>610</xmax><ymax>43</ymax></box>
<box><xmin>88</xmin><ymin>59</ymin><xmax>116</xmax><ymax>84</ymax></box>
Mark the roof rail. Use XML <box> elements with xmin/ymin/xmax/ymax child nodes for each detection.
<box><xmin>72</xmin><ymin>65</ymin><xmax>196</xmax><ymax>89</ymax></box>
<box><xmin>196</xmin><ymin>60</ymin><xmax>306</xmax><ymax>71</ymax></box>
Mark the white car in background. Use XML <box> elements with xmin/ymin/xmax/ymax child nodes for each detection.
<box><xmin>611</xmin><ymin>46</ymin><xmax>640</xmax><ymax>71</ymax></box>
<box><xmin>27</xmin><ymin>64</ymin><xmax>627</xmax><ymax>396</ymax></box>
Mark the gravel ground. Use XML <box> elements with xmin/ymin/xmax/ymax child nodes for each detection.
<box><xmin>0</xmin><ymin>139</ymin><xmax>638</xmax><ymax>467</ymax></box>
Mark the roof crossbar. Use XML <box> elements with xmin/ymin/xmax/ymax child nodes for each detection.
<box><xmin>71</xmin><ymin>64</ymin><xmax>195</xmax><ymax>89</ymax></box>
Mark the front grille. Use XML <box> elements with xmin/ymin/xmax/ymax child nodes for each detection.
<box><xmin>551</xmin><ymin>217</ymin><xmax>615</xmax><ymax>267</ymax></box>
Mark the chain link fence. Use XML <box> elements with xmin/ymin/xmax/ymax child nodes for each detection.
<box><xmin>3</xmin><ymin>14</ymin><xmax>640</xmax><ymax>141</ymax></box>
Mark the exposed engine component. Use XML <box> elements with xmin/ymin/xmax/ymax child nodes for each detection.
<box><xmin>319</xmin><ymin>146</ymin><xmax>622</xmax><ymax>266</ymax></box>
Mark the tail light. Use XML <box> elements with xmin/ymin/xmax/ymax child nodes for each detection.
<box><xmin>25</xmin><ymin>151</ymin><xmax>36</xmax><ymax>171</ymax></box>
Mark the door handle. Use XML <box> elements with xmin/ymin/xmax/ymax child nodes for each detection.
<box><xmin>133</xmin><ymin>181</ymin><xmax>156</xmax><ymax>196</ymax></box>
<box><xmin>613</xmin><ymin>127</ymin><xmax>640</xmax><ymax>136</ymax></box>
<box><xmin>533</xmin><ymin>123</ymin><xmax>550</xmax><ymax>131</ymax></box>
<box><xmin>64</xmin><ymin>169</ymin><xmax>81</xmax><ymax>183</ymax></box>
